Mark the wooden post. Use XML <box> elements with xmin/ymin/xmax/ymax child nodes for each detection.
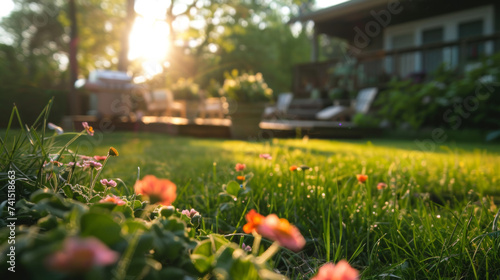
<box><xmin>311</xmin><ymin>29</ymin><xmax>319</xmax><ymax>62</ymax></box>
<box><xmin>118</xmin><ymin>0</ymin><xmax>135</xmax><ymax>72</ymax></box>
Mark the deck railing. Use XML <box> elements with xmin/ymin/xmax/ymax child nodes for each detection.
<box><xmin>354</xmin><ymin>33</ymin><xmax>500</xmax><ymax>88</ymax></box>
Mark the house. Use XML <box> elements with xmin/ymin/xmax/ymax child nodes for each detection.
<box><xmin>289</xmin><ymin>0</ymin><xmax>500</xmax><ymax>91</ymax></box>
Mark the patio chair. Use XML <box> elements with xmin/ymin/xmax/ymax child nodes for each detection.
<box><xmin>141</xmin><ymin>89</ymin><xmax>167</xmax><ymax>116</ymax></box>
<box><xmin>262</xmin><ymin>92</ymin><xmax>293</xmax><ymax>119</ymax></box>
<box><xmin>199</xmin><ymin>96</ymin><xmax>228</xmax><ymax>119</ymax></box>
<box><xmin>315</xmin><ymin>87</ymin><xmax>378</xmax><ymax>121</ymax></box>
<box><xmin>149</xmin><ymin>88</ymin><xmax>186</xmax><ymax>118</ymax></box>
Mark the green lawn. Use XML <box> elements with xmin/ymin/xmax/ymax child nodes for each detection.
<box><xmin>62</xmin><ymin>132</ymin><xmax>500</xmax><ymax>279</ymax></box>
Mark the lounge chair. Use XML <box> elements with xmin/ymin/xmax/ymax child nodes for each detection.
<box><xmin>262</xmin><ymin>92</ymin><xmax>293</xmax><ymax>119</ymax></box>
<box><xmin>315</xmin><ymin>87</ymin><xmax>378</xmax><ymax>121</ymax></box>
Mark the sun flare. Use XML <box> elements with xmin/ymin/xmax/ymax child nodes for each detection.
<box><xmin>128</xmin><ymin>17</ymin><xmax>170</xmax><ymax>62</ymax></box>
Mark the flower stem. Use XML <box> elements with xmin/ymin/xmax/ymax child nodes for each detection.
<box><xmin>252</xmin><ymin>231</ymin><xmax>261</xmax><ymax>256</ymax></box>
<box><xmin>256</xmin><ymin>242</ymin><xmax>280</xmax><ymax>264</ymax></box>
<box><xmin>89</xmin><ymin>155</ymin><xmax>110</xmax><ymax>197</ymax></box>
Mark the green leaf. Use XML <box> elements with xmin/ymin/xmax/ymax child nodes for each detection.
<box><xmin>80</xmin><ymin>212</ymin><xmax>122</xmax><ymax>246</ymax></box>
<box><xmin>30</xmin><ymin>189</ymin><xmax>55</xmax><ymax>203</ymax></box>
<box><xmin>226</xmin><ymin>181</ymin><xmax>241</xmax><ymax>197</ymax></box>
<box><xmin>191</xmin><ymin>254</ymin><xmax>212</xmax><ymax>274</ymax></box>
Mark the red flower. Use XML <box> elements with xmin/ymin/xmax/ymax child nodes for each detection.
<box><xmin>356</xmin><ymin>174</ymin><xmax>368</xmax><ymax>183</ymax></box>
<box><xmin>289</xmin><ymin>165</ymin><xmax>298</xmax><ymax>172</ymax></box>
<box><xmin>46</xmin><ymin>237</ymin><xmax>118</xmax><ymax>273</ymax></box>
<box><xmin>235</xmin><ymin>163</ymin><xmax>246</xmax><ymax>172</ymax></box>
<box><xmin>134</xmin><ymin>175</ymin><xmax>177</xmax><ymax>206</ymax></box>
<box><xmin>311</xmin><ymin>260</ymin><xmax>359</xmax><ymax>280</ymax></box>
<box><xmin>377</xmin><ymin>182</ymin><xmax>387</xmax><ymax>190</ymax></box>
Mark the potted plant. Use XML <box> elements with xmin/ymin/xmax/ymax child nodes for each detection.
<box><xmin>171</xmin><ymin>77</ymin><xmax>200</xmax><ymax>120</ymax></box>
<box><xmin>220</xmin><ymin>69</ymin><xmax>273</xmax><ymax>139</ymax></box>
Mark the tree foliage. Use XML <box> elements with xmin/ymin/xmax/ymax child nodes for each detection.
<box><xmin>0</xmin><ymin>0</ymin><xmax>315</xmax><ymax>108</ymax></box>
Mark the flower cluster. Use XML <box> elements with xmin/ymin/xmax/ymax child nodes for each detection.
<box><xmin>100</xmin><ymin>179</ymin><xmax>117</xmax><ymax>188</ymax></box>
<box><xmin>220</xmin><ymin>69</ymin><xmax>273</xmax><ymax>102</ymax></box>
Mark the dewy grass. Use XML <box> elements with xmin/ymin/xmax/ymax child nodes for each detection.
<box><xmin>62</xmin><ymin>132</ymin><xmax>500</xmax><ymax>279</ymax></box>
<box><xmin>2</xmin><ymin>106</ymin><xmax>500</xmax><ymax>279</ymax></box>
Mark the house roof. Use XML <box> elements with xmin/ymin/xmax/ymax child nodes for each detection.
<box><xmin>289</xmin><ymin>0</ymin><xmax>390</xmax><ymax>24</ymax></box>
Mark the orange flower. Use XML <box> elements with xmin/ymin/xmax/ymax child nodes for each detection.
<box><xmin>257</xmin><ymin>214</ymin><xmax>306</xmax><ymax>252</ymax></box>
<box><xmin>134</xmin><ymin>175</ymin><xmax>177</xmax><ymax>206</ymax></box>
<box><xmin>289</xmin><ymin>165</ymin><xmax>298</xmax><ymax>172</ymax></box>
<box><xmin>99</xmin><ymin>195</ymin><xmax>126</xmax><ymax>205</ymax></box>
<box><xmin>235</xmin><ymin>163</ymin><xmax>246</xmax><ymax>172</ymax></box>
<box><xmin>46</xmin><ymin>237</ymin><xmax>118</xmax><ymax>273</ymax></box>
<box><xmin>236</xmin><ymin>175</ymin><xmax>245</xmax><ymax>181</ymax></box>
<box><xmin>377</xmin><ymin>182</ymin><xmax>387</xmax><ymax>190</ymax></box>
<box><xmin>311</xmin><ymin>260</ymin><xmax>359</xmax><ymax>280</ymax></box>
<box><xmin>108</xmin><ymin>147</ymin><xmax>119</xmax><ymax>156</ymax></box>
<box><xmin>356</xmin><ymin>174</ymin><xmax>368</xmax><ymax>183</ymax></box>
<box><xmin>243</xmin><ymin>209</ymin><xmax>265</xmax><ymax>234</ymax></box>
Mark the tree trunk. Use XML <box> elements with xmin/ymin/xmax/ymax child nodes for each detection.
<box><xmin>68</xmin><ymin>0</ymin><xmax>79</xmax><ymax>115</ymax></box>
<box><xmin>118</xmin><ymin>0</ymin><xmax>135</xmax><ymax>72</ymax></box>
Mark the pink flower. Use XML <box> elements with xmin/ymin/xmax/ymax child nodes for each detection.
<box><xmin>99</xmin><ymin>195</ymin><xmax>126</xmax><ymax>206</ymax></box>
<box><xmin>82</xmin><ymin>122</ymin><xmax>94</xmax><ymax>136</ymax></box>
<box><xmin>94</xmin><ymin>155</ymin><xmax>107</xmax><ymax>161</ymax></box>
<box><xmin>256</xmin><ymin>214</ymin><xmax>306</xmax><ymax>252</ymax></box>
<box><xmin>311</xmin><ymin>260</ymin><xmax>359</xmax><ymax>280</ymax></box>
<box><xmin>100</xmin><ymin>179</ymin><xmax>117</xmax><ymax>188</ymax></box>
<box><xmin>244</xmin><ymin>210</ymin><xmax>305</xmax><ymax>252</ymax></box>
<box><xmin>242</xmin><ymin>243</ymin><xmax>252</xmax><ymax>252</ymax></box>
<box><xmin>46</xmin><ymin>237</ymin><xmax>119</xmax><ymax>273</ymax></box>
<box><xmin>377</xmin><ymin>182</ymin><xmax>387</xmax><ymax>190</ymax></box>
<box><xmin>82</xmin><ymin>160</ymin><xmax>103</xmax><ymax>170</ymax></box>
<box><xmin>259</xmin><ymin>153</ymin><xmax>272</xmax><ymax>160</ymax></box>
<box><xmin>181</xmin><ymin>208</ymin><xmax>200</xmax><ymax>218</ymax></box>
<box><xmin>235</xmin><ymin>163</ymin><xmax>246</xmax><ymax>172</ymax></box>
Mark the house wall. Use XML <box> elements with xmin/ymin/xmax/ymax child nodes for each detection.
<box><xmin>383</xmin><ymin>5</ymin><xmax>496</xmax><ymax>74</ymax></box>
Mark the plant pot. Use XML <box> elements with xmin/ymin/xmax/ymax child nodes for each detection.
<box><xmin>229</xmin><ymin>102</ymin><xmax>266</xmax><ymax>140</ymax></box>
<box><xmin>184</xmin><ymin>100</ymin><xmax>200</xmax><ymax>121</ymax></box>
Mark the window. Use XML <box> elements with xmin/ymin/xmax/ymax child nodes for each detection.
<box><xmin>391</xmin><ymin>33</ymin><xmax>415</xmax><ymax>78</ymax></box>
<box><xmin>458</xmin><ymin>20</ymin><xmax>484</xmax><ymax>60</ymax></box>
<box><xmin>422</xmin><ymin>27</ymin><xmax>444</xmax><ymax>73</ymax></box>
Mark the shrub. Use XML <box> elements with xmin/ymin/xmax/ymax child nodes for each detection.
<box><xmin>171</xmin><ymin>78</ymin><xmax>200</xmax><ymax>100</ymax></box>
<box><xmin>375</xmin><ymin>54</ymin><xmax>500</xmax><ymax>130</ymax></box>
<box><xmin>221</xmin><ymin>69</ymin><xmax>273</xmax><ymax>103</ymax></box>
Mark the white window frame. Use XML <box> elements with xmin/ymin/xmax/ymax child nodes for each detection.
<box><xmin>383</xmin><ymin>5</ymin><xmax>495</xmax><ymax>73</ymax></box>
